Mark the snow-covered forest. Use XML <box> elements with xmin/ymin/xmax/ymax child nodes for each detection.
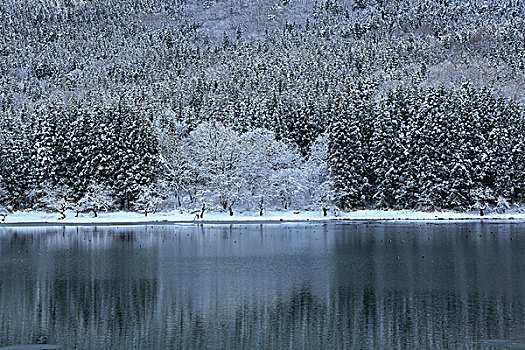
<box><xmin>0</xmin><ymin>0</ymin><xmax>524</xmax><ymax>215</ymax></box>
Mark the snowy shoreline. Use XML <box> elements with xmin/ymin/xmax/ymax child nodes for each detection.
<box><xmin>1</xmin><ymin>210</ymin><xmax>525</xmax><ymax>226</ymax></box>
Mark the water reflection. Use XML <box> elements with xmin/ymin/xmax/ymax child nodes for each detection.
<box><xmin>0</xmin><ymin>223</ymin><xmax>523</xmax><ymax>349</ymax></box>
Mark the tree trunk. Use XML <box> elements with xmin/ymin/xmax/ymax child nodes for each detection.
<box><xmin>144</xmin><ymin>210</ymin><xmax>148</xmax><ymax>217</ymax></box>
<box><xmin>200</xmin><ymin>203</ymin><xmax>206</xmax><ymax>219</ymax></box>
<box><xmin>59</xmin><ymin>211</ymin><xmax>66</xmax><ymax>220</ymax></box>
<box><xmin>75</xmin><ymin>211</ymin><xmax>79</xmax><ymax>217</ymax></box>
<box><xmin>177</xmin><ymin>195</ymin><xmax>182</xmax><ymax>207</ymax></box>
<box><xmin>323</xmin><ymin>207</ymin><xmax>329</xmax><ymax>216</ymax></box>
<box><xmin>259</xmin><ymin>197</ymin><xmax>264</xmax><ymax>216</ymax></box>
<box><xmin>229</xmin><ymin>206</ymin><xmax>233</xmax><ymax>216</ymax></box>
<box><xmin>1</xmin><ymin>214</ymin><xmax>6</xmax><ymax>222</ymax></box>
<box><xmin>121</xmin><ymin>191</ymin><xmax>127</xmax><ymax>211</ymax></box>
<box><xmin>93</xmin><ymin>209</ymin><xmax>98</xmax><ymax>218</ymax></box>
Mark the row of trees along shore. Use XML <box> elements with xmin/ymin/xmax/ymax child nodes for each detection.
<box><xmin>1</xmin><ymin>83</ymin><xmax>523</xmax><ymax>216</ymax></box>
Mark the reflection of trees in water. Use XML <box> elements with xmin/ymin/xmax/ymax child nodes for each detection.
<box><xmin>161</xmin><ymin>285</ymin><xmax>522</xmax><ymax>349</ymax></box>
<box><xmin>0</xmin><ymin>227</ymin><xmax>162</xmax><ymax>348</ymax></box>
<box><xmin>328</xmin><ymin>222</ymin><xmax>525</xmax><ymax>349</ymax></box>
<box><xmin>51</xmin><ymin>278</ymin><xmax>160</xmax><ymax>345</ymax></box>
<box><xmin>0</xmin><ymin>276</ymin><xmax>161</xmax><ymax>348</ymax></box>
<box><xmin>0</xmin><ymin>224</ymin><xmax>523</xmax><ymax>348</ymax></box>
<box><xmin>226</xmin><ymin>286</ymin><xmax>524</xmax><ymax>349</ymax></box>
<box><xmin>2</xmin><ymin>277</ymin><xmax>523</xmax><ymax>348</ymax></box>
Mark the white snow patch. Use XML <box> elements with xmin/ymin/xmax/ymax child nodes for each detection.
<box><xmin>1</xmin><ymin>209</ymin><xmax>525</xmax><ymax>225</ymax></box>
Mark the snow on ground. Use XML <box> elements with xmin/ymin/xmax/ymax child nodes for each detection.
<box><xmin>1</xmin><ymin>209</ymin><xmax>525</xmax><ymax>226</ymax></box>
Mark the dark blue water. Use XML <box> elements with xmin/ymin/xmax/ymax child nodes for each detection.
<box><xmin>0</xmin><ymin>222</ymin><xmax>524</xmax><ymax>349</ymax></box>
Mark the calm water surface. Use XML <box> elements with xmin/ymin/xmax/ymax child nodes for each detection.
<box><xmin>0</xmin><ymin>222</ymin><xmax>524</xmax><ymax>349</ymax></box>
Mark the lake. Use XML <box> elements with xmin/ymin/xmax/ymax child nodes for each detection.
<box><xmin>0</xmin><ymin>222</ymin><xmax>524</xmax><ymax>349</ymax></box>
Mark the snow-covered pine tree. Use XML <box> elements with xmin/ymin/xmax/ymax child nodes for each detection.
<box><xmin>328</xmin><ymin>81</ymin><xmax>376</xmax><ymax>209</ymax></box>
<box><xmin>0</xmin><ymin>105</ymin><xmax>34</xmax><ymax>209</ymax></box>
<box><xmin>101</xmin><ymin>98</ymin><xmax>164</xmax><ymax>209</ymax></box>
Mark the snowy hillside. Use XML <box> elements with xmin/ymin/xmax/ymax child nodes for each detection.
<box><xmin>0</xmin><ymin>0</ymin><xmax>524</xmax><ymax>216</ymax></box>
